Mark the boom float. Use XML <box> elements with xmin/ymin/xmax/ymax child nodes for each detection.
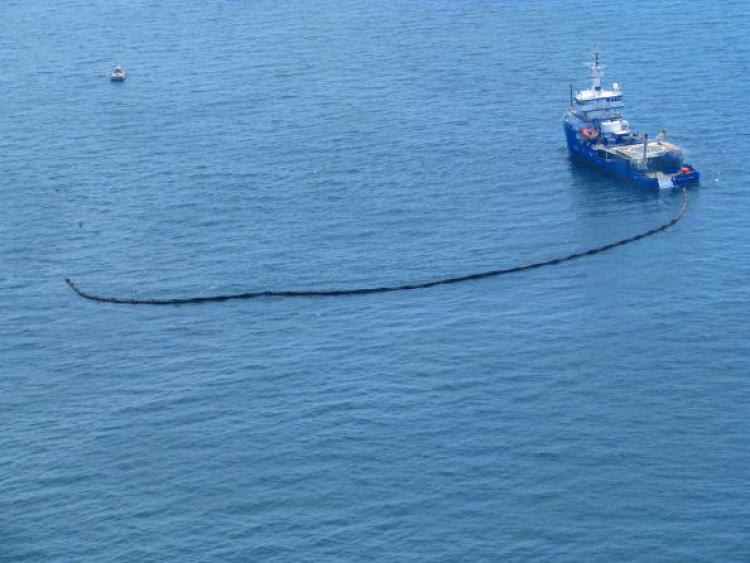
<box><xmin>65</xmin><ymin>189</ymin><xmax>688</xmax><ymax>306</ymax></box>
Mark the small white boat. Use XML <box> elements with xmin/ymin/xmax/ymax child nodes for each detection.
<box><xmin>109</xmin><ymin>65</ymin><xmax>127</xmax><ymax>82</ymax></box>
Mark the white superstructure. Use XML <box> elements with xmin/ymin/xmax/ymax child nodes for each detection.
<box><xmin>569</xmin><ymin>50</ymin><xmax>630</xmax><ymax>134</ymax></box>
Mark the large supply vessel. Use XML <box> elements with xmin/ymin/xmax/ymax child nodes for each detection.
<box><xmin>563</xmin><ymin>51</ymin><xmax>699</xmax><ymax>188</ymax></box>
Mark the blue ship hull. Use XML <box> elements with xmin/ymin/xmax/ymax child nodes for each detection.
<box><xmin>563</xmin><ymin>123</ymin><xmax>699</xmax><ymax>188</ymax></box>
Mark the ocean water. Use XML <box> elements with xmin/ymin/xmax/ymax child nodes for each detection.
<box><xmin>2</xmin><ymin>0</ymin><xmax>748</xmax><ymax>560</ymax></box>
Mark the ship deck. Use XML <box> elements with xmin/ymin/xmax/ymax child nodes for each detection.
<box><xmin>605</xmin><ymin>140</ymin><xmax>681</xmax><ymax>161</ymax></box>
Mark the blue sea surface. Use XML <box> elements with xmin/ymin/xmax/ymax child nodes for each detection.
<box><xmin>1</xmin><ymin>1</ymin><xmax>749</xmax><ymax>561</ymax></box>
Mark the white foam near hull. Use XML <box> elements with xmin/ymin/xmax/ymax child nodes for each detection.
<box><xmin>658</xmin><ymin>177</ymin><xmax>674</xmax><ymax>189</ymax></box>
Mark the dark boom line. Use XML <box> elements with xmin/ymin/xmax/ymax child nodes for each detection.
<box><xmin>65</xmin><ymin>188</ymin><xmax>688</xmax><ymax>306</ymax></box>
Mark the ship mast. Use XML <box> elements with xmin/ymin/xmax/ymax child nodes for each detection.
<box><xmin>588</xmin><ymin>49</ymin><xmax>604</xmax><ymax>91</ymax></box>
